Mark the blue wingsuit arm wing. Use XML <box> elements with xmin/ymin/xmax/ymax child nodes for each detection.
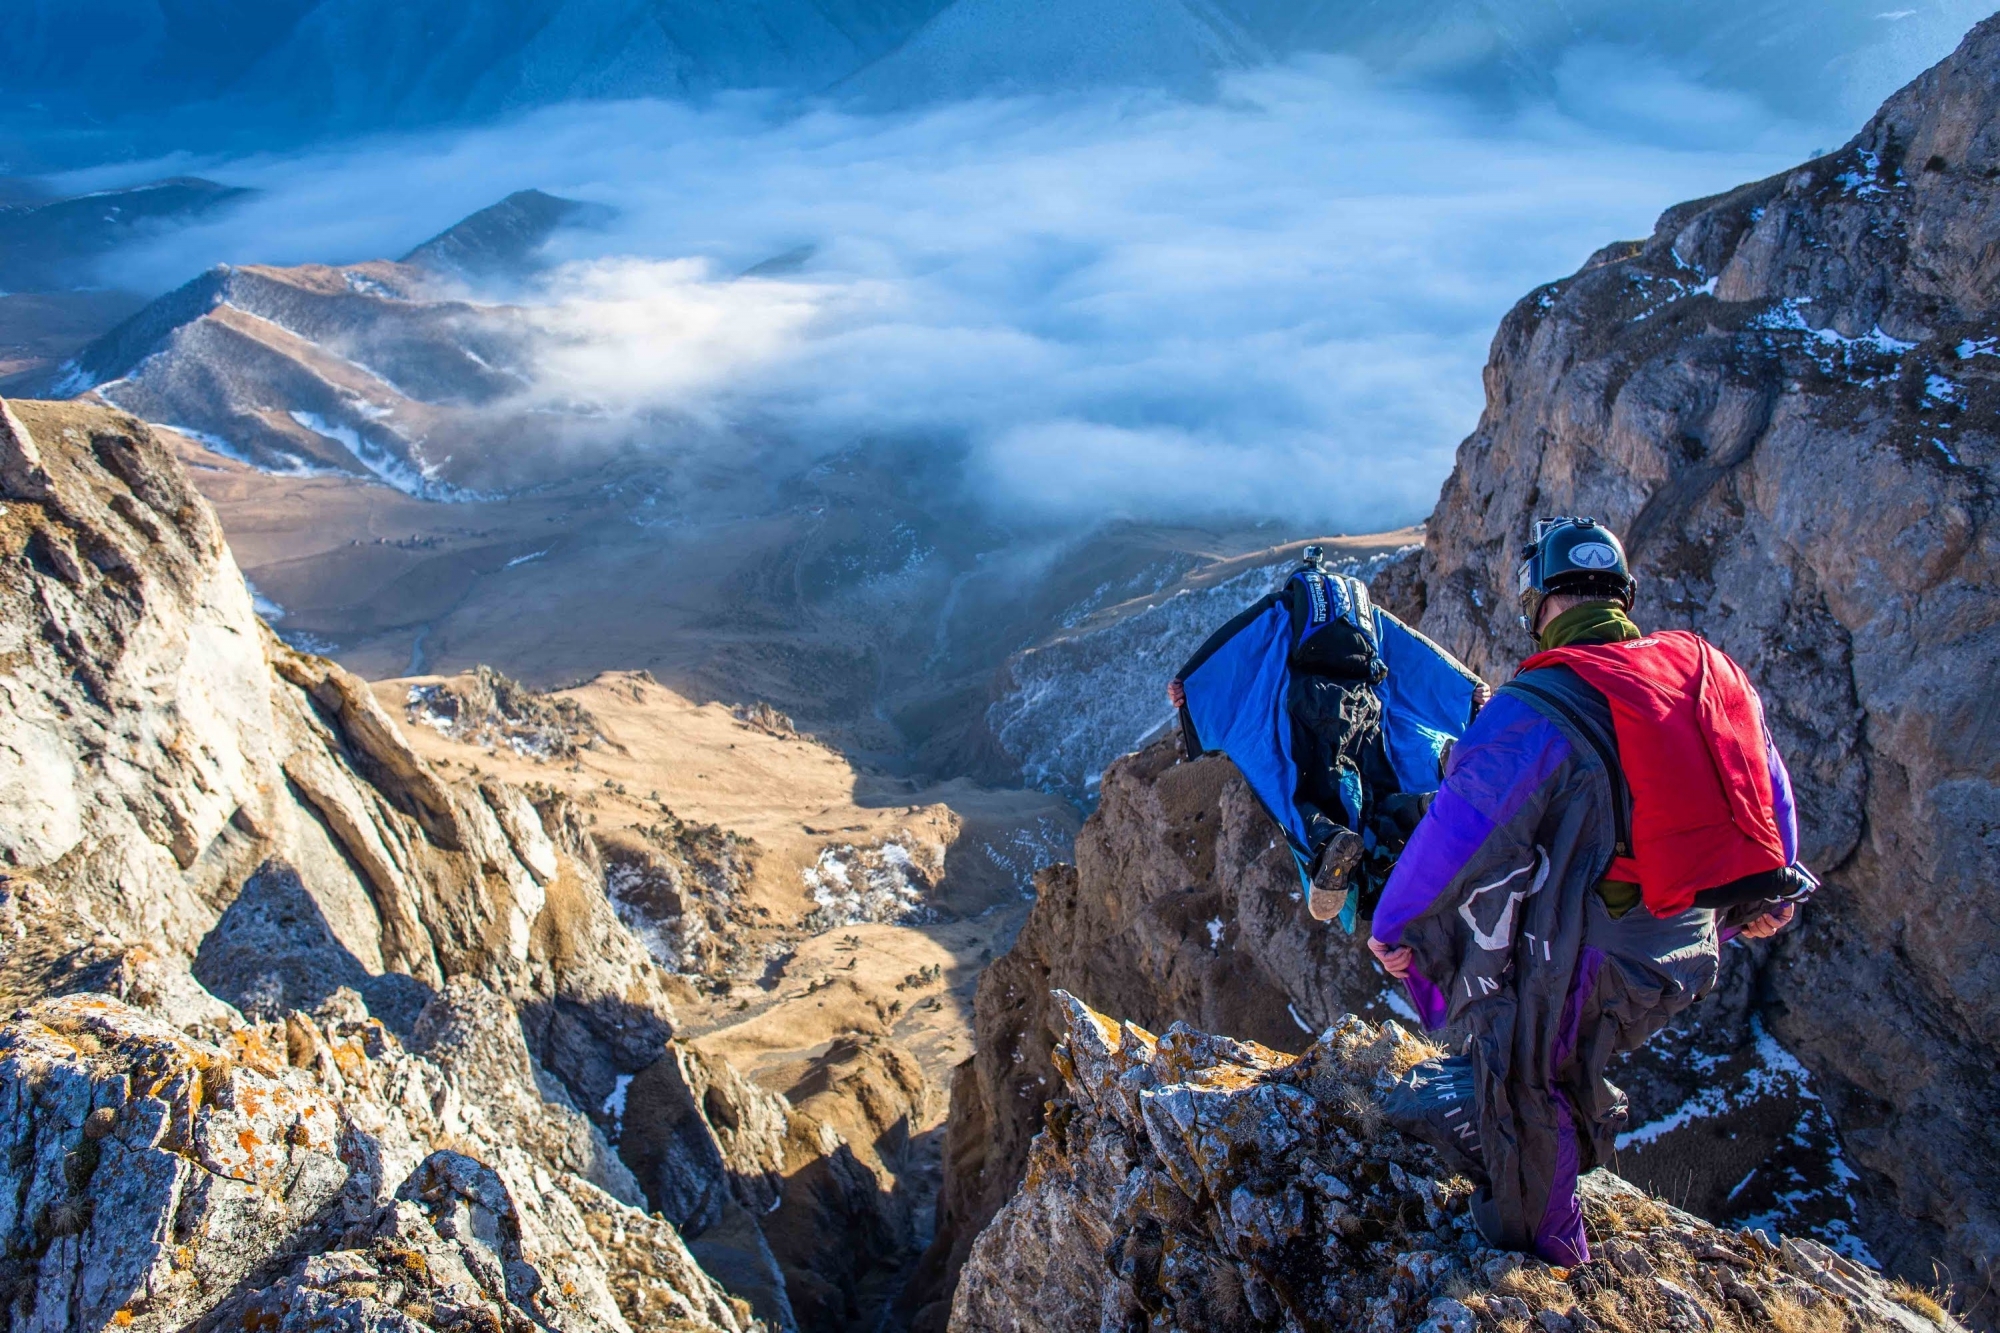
<box><xmin>1371</xmin><ymin>607</ymin><xmax>1483</xmax><ymax>795</ymax></box>
<box><xmin>1176</xmin><ymin>596</ymin><xmax>1312</xmax><ymax>856</ymax></box>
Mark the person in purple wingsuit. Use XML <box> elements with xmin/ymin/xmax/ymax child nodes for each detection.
<box><xmin>1367</xmin><ymin>518</ymin><xmax>1814</xmax><ymax>1267</ymax></box>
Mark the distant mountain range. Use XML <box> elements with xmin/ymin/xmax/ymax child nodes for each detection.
<box><xmin>0</xmin><ymin>177</ymin><xmax>247</xmax><ymax>290</ymax></box>
<box><xmin>3</xmin><ymin>0</ymin><xmax>1990</xmax><ymax>164</ymax></box>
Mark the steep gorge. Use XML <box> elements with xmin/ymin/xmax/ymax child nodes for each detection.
<box><xmin>0</xmin><ymin>396</ymin><xmax>935</xmax><ymax>1331</ymax></box>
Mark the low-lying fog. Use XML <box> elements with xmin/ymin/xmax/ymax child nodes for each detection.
<box><xmin>40</xmin><ymin>49</ymin><xmax>1880</xmax><ymax>530</ymax></box>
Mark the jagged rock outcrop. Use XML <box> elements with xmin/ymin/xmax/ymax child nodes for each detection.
<box><xmin>903</xmin><ymin>737</ymin><xmax>1399</xmax><ymax>1328</ymax></box>
<box><xmin>910</xmin><ymin>731</ymin><xmax>1818</xmax><ymax>1328</ymax></box>
<box><xmin>621</xmin><ymin>1036</ymin><xmax>932</xmax><ymax>1333</ymax></box>
<box><xmin>0</xmin><ymin>395</ymin><xmax>914</xmax><ymax>1331</ymax></box>
<box><xmin>404</xmin><ymin>666</ymin><xmax>607</xmax><ymax>763</ymax></box>
<box><xmin>1386</xmin><ymin>15</ymin><xmax>2000</xmax><ymax>1314</ymax></box>
<box><xmin>949</xmin><ymin>994</ymin><xmax>1961</xmax><ymax>1333</ymax></box>
<box><xmin>0</xmin><ymin>989</ymin><xmax>752</xmax><ymax>1333</ymax></box>
<box><xmin>0</xmin><ymin>396</ymin><xmax>671</xmax><ymax>1098</ymax></box>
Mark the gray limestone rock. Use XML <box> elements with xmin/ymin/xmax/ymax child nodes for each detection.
<box><xmin>411</xmin><ymin>977</ymin><xmax>643</xmax><ymax>1207</ymax></box>
<box><xmin>0</xmin><ymin>397</ymin><xmax>858</xmax><ymax>1331</ymax></box>
<box><xmin>0</xmin><ymin>995</ymin><xmax>353</xmax><ymax>1332</ymax></box>
<box><xmin>946</xmin><ymin>994</ymin><xmax>1962</xmax><ymax>1333</ymax></box>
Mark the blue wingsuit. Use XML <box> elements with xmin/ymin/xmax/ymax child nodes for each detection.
<box><xmin>1175</xmin><ymin>562</ymin><xmax>1484</xmax><ymax>930</ymax></box>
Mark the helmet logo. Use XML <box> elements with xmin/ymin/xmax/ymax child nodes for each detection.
<box><xmin>1570</xmin><ymin>542</ymin><xmax>1620</xmax><ymax>570</ymax></box>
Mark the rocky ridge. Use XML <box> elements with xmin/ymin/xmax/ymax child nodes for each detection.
<box><xmin>65</xmin><ymin>261</ymin><xmax>543</xmax><ymax>494</ymax></box>
<box><xmin>0</xmin><ymin>395</ymin><xmax>925</xmax><ymax>1331</ymax></box>
<box><xmin>949</xmin><ymin>993</ymin><xmax>1959</xmax><ymax>1333</ymax></box>
<box><xmin>910</xmin><ymin>725</ymin><xmax>1877</xmax><ymax>1326</ymax></box>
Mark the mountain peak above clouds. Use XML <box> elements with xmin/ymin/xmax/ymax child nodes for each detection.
<box><xmin>402</xmin><ymin>188</ymin><xmax>615</xmax><ymax>283</ymax></box>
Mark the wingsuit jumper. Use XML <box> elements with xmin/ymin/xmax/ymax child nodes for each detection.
<box><xmin>1368</xmin><ymin>518</ymin><xmax>1817</xmax><ymax>1267</ymax></box>
<box><xmin>1169</xmin><ymin>546</ymin><xmax>1487</xmax><ymax>929</ymax></box>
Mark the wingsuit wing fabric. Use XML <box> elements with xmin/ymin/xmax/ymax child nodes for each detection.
<box><xmin>1176</xmin><ymin>577</ymin><xmax>1480</xmax><ymax>864</ymax></box>
<box><xmin>1177</xmin><ymin>596</ymin><xmax>1311</xmax><ymax>854</ymax></box>
<box><xmin>1168</xmin><ymin>580</ymin><xmax>1488</xmax><ymax>872</ymax></box>
<box><xmin>1373</xmin><ymin>608</ymin><xmax>1484</xmax><ymax>793</ymax></box>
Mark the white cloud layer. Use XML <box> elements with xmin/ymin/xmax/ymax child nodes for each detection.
<box><xmin>78</xmin><ymin>55</ymin><xmax>1828</xmax><ymax>530</ymax></box>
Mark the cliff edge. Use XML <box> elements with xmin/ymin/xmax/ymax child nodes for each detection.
<box><xmin>949</xmin><ymin>993</ymin><xmax>1960</xmax><ymax>1333</ymax></box>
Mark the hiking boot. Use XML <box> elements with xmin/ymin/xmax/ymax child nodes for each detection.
<box><xmin>1308</xmin><ymin>829</ymin><xmax>1363</xmax><ymax>922</ymax></box>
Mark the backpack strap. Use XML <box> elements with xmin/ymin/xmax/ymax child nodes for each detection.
<box><xmin>1337</xmin><ymin>573</ymin><xmax>1379</xmax><ymax>653</ymax></box>
<box><xmin>1503</xmin><ymin>670</ymin><xmax>1632</xmax><ymax>863</ymax></box>
<box><xmin>1291</xmin><ymin>567</ymin><xmax>1380</xmax><ymax>652</ymax></box>
<box><xmin>1290</xmin><ymin>567</ymin><xmax>1333</xmax><ymax>639</ymax></box>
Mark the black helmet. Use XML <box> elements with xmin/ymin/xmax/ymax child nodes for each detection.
<box><xmin>1516</xmin><ymin>517</ymin><xmax>1634</xmax><ymax>637</ymax></box>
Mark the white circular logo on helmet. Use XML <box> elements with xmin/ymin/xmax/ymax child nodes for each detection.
<box><xmin>1570</xmin><ymin>542</ymin><xmax>1620</xmax><ymax>570</ymax></box>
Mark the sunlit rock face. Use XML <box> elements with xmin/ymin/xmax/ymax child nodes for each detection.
<box><xmin>947</xmin><ymin>993</ymin><xmax>1959</xmax><ymax>1333</ymax></box>
<box><xmin>0</xmin><ymin>990</ymin><xmax>753</xmax><ymax>1333</ymax></box>
<box><xmin>0</xmin><ymin>395</ymin><xmax>921</xmax><ymax>1332</ymax></box>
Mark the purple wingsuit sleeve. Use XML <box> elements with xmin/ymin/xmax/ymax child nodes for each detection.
<box><xmin>1766</xmin><ymin>732</ymin><xmax>1798</xmax><ymax>864</ymax></box>
<box><xmin>1372</xmin><ymin>692</ymin><xmax>1572</xmax><ymax>948</ymax></box>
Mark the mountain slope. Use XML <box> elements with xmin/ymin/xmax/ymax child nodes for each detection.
<box><xmin>66</xmin><ymin>259</ymin><xmax>543</xmax><ymax>491</ymax></box>
<box><xmin>0</xmin><ymin>0</ymin><xmax>952</xmax><ymax>143</ymax></box>
<box><xmin>0</xmin><ymin>394</ymin><xmax>980</xmax><ymax>1331</ymax></box>
<box><xmin>840</xmin><ymin>0</ymin><xmax>1264</xmax><ymax>102</ymax></box>
<box><xmin>3</xmin><ymin>0</ymin><xmax>1989</xmax><ymax>158</ymax></box>
<box><xmin>0</xmin><ymin>177</ymin><xmax>248</xmax><ymax>293</ymax></box>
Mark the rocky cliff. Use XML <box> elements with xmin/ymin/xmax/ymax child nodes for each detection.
<box><xmin>0</xmin><ymin>395</ymin><xmax>918</xmax><ymax>1331</ymax></box>
<box><xmin>925</xmin><ymin>16</ymin><xmax>2000</xmax><ymax>1329</ymax></box>
<box><xmin>951</xmin><ymin>993</ymin><xmax>1959</xmax><ymax>1333</ymax></box>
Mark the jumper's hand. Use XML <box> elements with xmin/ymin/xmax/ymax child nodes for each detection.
<box><xmin>1737</xmin><ymin>902</ymin><xmax>1796</xmax><ymax>940</ymax></box>
<box><xmin>1473</xmin><ymin>682</ymin><xmax>1492</xmax><ymax>711</ymax></box>
<box><xmin>1368</xmin><ymin>936</ymin><xmax>1413</xmax><ymax>979</ymax></box>
<box><xmin>1167</xmin><ymin>679</ymin><xmax>1186</xmax><ymax>709</ymax></box>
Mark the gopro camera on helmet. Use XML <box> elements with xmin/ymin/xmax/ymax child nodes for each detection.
<box><xmin>1516</xmin><ymin>517</ymin><xmax>1635</xmax><ymax>638</ymax></box>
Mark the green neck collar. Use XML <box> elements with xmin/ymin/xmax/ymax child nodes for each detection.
<box><xmin>1537</xmin><ymin>602</ymin><xmax>1643</xmax><ymax>650</ymax></box>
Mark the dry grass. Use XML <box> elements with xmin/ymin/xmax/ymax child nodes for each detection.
<box><xmin>1623</xmin><ymin>1197</ymin><xmax>1670</xmax><ymax>1229</ymax></box>
<box><xmin>1888</xmin><ymin>1279</ymin><xmax>1951</xmax><ymax>1323</ymax></box>
<box><xmin>1763</xmin><ymin>1292</ymin><xmax>1847</xmax><ymax>1333</ymax></box>
<box><xmin>1495</xmin><ymin>1265</ymin><xmax>1569</xmax><ymax>1307</ymax></box>
<box><xmin>1383</xmin><ymin>1032</ymin><xmax>1447</xmax><ymax>1077</ymax></box>
<box><xmin>1583</xmin><ymin>1288</ymin><xmax>1633</xmax><ymax>1333</ymax></box>
<box><xmin>1338</xmin><ymin>1085</ymin><xmax>1384</xmax><ymax>1140</ymax></box>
